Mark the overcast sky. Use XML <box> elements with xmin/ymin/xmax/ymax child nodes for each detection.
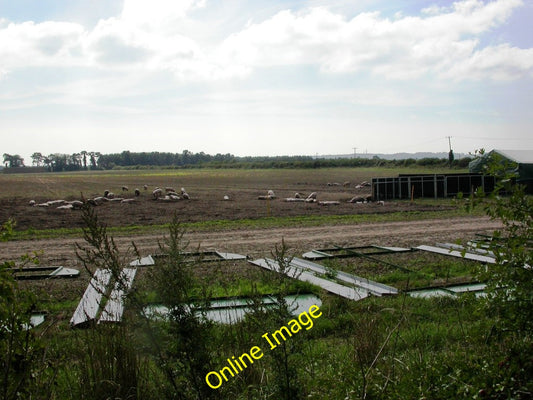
<box><xmin>1</xmin><ymin>0</ymin><xmax>532</xmax><ymax>163</ymax></box>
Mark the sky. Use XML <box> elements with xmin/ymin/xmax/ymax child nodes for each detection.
<box><xmin>1</xmin><ymin>0</ymin><xmax>532</xmax><ymax>164</ymax></box>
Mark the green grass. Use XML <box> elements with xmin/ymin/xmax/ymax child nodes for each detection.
<box><xmin>15</xmin><ymin>238</ymin><xmax>532</xmax><ymax>399</ymax></box>
<box><xmin>193</xmin><ymin>278</ymin><xmax>316</xmax><ymax>299</ymax></box>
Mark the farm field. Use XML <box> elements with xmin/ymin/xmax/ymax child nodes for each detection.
<box><xmin>1</xmin><ymin>166</ymin><xmax>464</xmax><ymax>231</ymax></box>
<box><xmin>4</xmin><ymin>166</ymin><xmax>527</xmax><ymax>400</ymax></box>
<box><xmin>0</xmin><ymin>166</ymin><xmax>497</xmax><ymax>263</ymax></box>
<box><xmin>0</xmin><ymin>166</ymin><xmax>500</xmax><ymax>310</ymax></box>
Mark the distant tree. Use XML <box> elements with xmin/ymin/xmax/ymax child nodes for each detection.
<box><xmin>2</xmin><ymin>153</ymin><xmax>10</xmax><ymax>168</ymax></box>
<box><xmin>43</xmin><ymin>156</ymin><xmax>52</xmax><ymax>171</ymax></box>
<box><xmin>182</xmin><ymin>149</ymin><xmax>191</xmax><ymax>165</ymax></box>
<box><xmin>71</xmin><ymin>153</ymin><xmax>82</xmax><ymax>169</ymax></box>
<box><xmin>89</xmin><ymin>151</ymin><xmax>100</xmax><ymax>169</ymax></box>
<box><xmin>2</xmin><ymin>153</ymin><xmax>24</xmax><ymax>168</ymax></box>
<box><xmin>31</xmin><ymin>152</ymin><xmax>44</xmax><ymax>167</ymax></box>
<box><xmin>48</xmin><ymin>153</ymin><xmax>67</xmax><ymax>171</ymax></box>
<box><xmin>80</xmin><ymin>150</ymin><xmax>88</xmax><ymax>169</ymax></box>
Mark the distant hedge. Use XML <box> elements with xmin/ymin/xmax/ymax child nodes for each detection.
<box><xmin>4</xmin><ymin>149</ymin><xmax>473</xmax><ymax>172</ymax></box>
<box><xmin>108</xmin><ymin>156</ymin><xmax>473</xmax><ymax>170</ymax></box>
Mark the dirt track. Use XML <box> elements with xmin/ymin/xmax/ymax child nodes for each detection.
<box><xmin>0</xmin><ymin>216</ymin><xmax>502</xmax><ymax>266</ymax></box>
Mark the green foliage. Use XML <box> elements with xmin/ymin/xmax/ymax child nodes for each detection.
<box><xmin>65</xmin><ymin>325</ymin><xmax>143</xmax><ymax>400</ymax></box>
<box><xmin>261</xmin><ymin>239</ymin><xmax>304</xmax><ymax>400</ymax></box>
<box><xmin>466</xmin><ymin>151</ymin><xmax>533</xmax><ymax>334</ymax></box>
<box><xmin>323</xmin><ymin>264</ymin><xmax>338</xmax><ymax>280</ymax></box>
<box><xmin>142</xmin><ymin>213</ymin><xmax>216</xmax><ymax>399</ymax></box>
<box><xmin>2</xmin><ymin>154</ymin><xmax>24</xmax><ymax>168</ymax></box>
<box><xmin>458</xmin><ymin>150</ymin><xmax>533</xmax><ymax>397</ymax></box>
<box><xmin>0</xmin><ymin>219</ymin><xmax>16</xmax><ymax>242</ymax></box>
<box><xmin>8</xmin><ymin>147</ymin><xmax>472</xmax><ymax>170</ymax></box>
<box><xmin>0</xmin><ymin>258</ymin><xmax>51</xmax><ymax>400</ymax></box>
<box><xmin>66</xmin><ymin>205</ymin><xmax>145</xmax><ymax>398</ymax></box>
<box><xmin>479</xmin><ymin>188</ymin><xmax>533</xmax><ymax>334</ymax></box>
<box><xmin>75</xmin><ymin>205</ymin><xmax>134</xmax><ymax>292</ymax></box>
<box><xmin>103</xmin><ymin>153</ymin><xmax>470</xmax><ymax>170</ymax></box>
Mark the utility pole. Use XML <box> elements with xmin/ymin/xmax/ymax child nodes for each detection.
<box><xmin>446</xmin><ymin>136</ymin><xmax>452</xmax><ymax>152</ymax></box>
<box><xmin>446</xmin><ymin>136</ymin><xmax>454</xmax><ymax>167</ymax></box>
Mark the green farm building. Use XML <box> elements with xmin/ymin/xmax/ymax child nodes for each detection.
<box><xmin>469</xmin><ymin>149</ymin><xmax>533</xmax><ymax>192</ymax></box>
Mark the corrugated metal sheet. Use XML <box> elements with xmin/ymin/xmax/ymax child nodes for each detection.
<box><xmin>151</xmin><ymin>250</ymin><xmax>247</xmax><ymax>263</ymax></box>
<box><xmin>70</xmin><ymin>269</ymin><xmax>112</xmax><ymax>327</ymax></box>
<box><xmin>416</xmin><ymin>245</ymin><xmax>496</xmax><ymax>264</ymax></box>
<box><xmin>302</xmin><ymin>245</ymin><xmax>412</xmax><ymax>260</ymax></box>
<box><xmin>249</xmin><ymin>258</ymin><xmax>369</xmax><ymax>301</ymax></box>
<box><xmin>130</xmin><ymin>255</ymin><xmax>155</xmax><ymax>266</ymax></box>
<box><xmin>48</xmin><ymin>266</ymin><xmax>80</xmax><ymax>277</ymax></box>
<box><xmin>409</xmin><ymin>283</ymin><xmax>486</xmax><ymax>298</ymax></box>
<box><xmin>99</xmin><ymin>268</ymin><xmax>137</xmax><ymax>323</ymax></box>
<box><xmin>446</xmin><ymin>283</ymin><xmax>486</xmax><ymax>293</ymax></box>
<box><xmin>435</xmin><ymin>242</ymin><xmax>495</xmax><ymax>257</ymax></box>
<box><xmin>290</xmin><ymin>258</ymin><xmax>397</xmax><ymax>296</ymax></box>
<box><xmin>409</xmin><ymin>288</ymin><xmax>455</xmax><ymax>298</ymax></box>
<box><xmin>12</xmin><ymin>265</ymin><xmax>79</xmax><ymax>280</ymax></box>
<box><xmin>215</xmin><ymin>252</ymin><xmax>247</xmax><ymax>260</ymax></box>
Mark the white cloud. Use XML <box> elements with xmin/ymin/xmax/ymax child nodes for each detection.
<box><xmin>218</xmin><ymin>0</ymin><xmax>530</xmax><ymax>81</ymax></box>
<box><xmin>121</xmin><ymin>0</ymin><xmax>205</xmax><ymax>28</ymax></box>
<box><xmin>443</xmin><ymin>44</ymin><xmax>533</xmax><ymax>80</ymax></box>
<box><xmin>0</xmin><ymin>0</ymin><xmax>530</xmax><ymax>84</ymax></box>
<box><xmin>0</xmin><ymin>20</ymin><xmax>86</xmax><ymax>71</ymax></box>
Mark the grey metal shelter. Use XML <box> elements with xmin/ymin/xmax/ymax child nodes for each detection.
<box><xmin>372</xmin><ymin>172</ymin><xmax>495</xmax><ymax>200</ymax></box>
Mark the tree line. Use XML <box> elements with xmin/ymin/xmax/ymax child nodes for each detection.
<box><xmin>2</xmin><ymin>150</ymin><xmax>472</xmax><ymax>172</ymax></box>
<box><xmin>3</xmin><ymin>151</ymin><xmax>101</xmax><ymax>171</ymax></box>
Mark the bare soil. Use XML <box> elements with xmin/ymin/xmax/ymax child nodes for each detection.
<box><xmin>0</xmin><ymin>216</ymin><xmax>502</xmax><ymax>267</ymax></box>
<box><xmin>1</xmin><ymin>187</ymin><xmax>449</xmax><ymax>231</ymax></box>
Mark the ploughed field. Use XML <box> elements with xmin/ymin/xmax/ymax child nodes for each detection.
<box><xmin>0</xmin><ymin>168</ymin><xmax>454</xmax><ymax>231</ymax></box>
